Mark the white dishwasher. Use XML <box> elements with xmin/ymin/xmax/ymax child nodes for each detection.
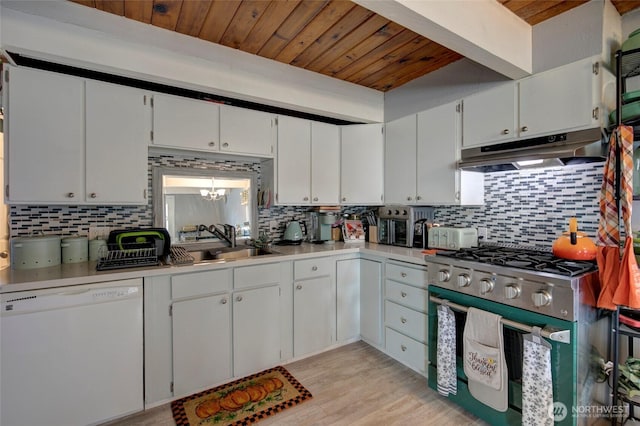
<box><xmin>1</xmin><ymin>279</ymin><xmax>143</xmax><ymax>426</ymax></box>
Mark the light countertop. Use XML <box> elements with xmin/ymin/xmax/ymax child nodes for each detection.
<box><xmin>0</xmin><ymin>242</ymin><xmax>430</xmax><ymax>293</ymax></box>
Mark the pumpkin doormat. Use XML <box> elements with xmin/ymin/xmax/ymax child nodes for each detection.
<box><xmin>171</xmin><ymin>366</ymin><xmax>312</xmax><ymax>426</ymax></box>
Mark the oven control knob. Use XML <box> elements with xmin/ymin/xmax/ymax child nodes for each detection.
<box><xmin>504</xmin><ymin>284</ymin><xmax>521</xmax><ymax>299</ymax></box>
<box><xmin>479</xmin><ymin>278</ymin><xmax>494</xmax><ymax>294</ymax></box>
<box><xmin>532</xmin><ymin>290</ymin><xmax>552</xmax><ymax>307</ymax></box>
<box><xmin>438</xmin><ymin>270</ymin><xmax>451</xmax><ymax>282</ymax></box>
<box><xmin>457</xmin><ymin>274</ymin><xmax>471</xmax><ymax>288</ymax></box>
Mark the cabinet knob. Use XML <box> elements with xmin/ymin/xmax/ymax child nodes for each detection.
<box><xmin>521</xmin><ymin>126</ymin><xmax>529</xmax><ymax>132</ymax></box>
<box><xmin>502</xmin><ymin>129</ymin><xmax>510</xmax><ymax>135</ymax></box>
<box><xmin>236</xmin><ymin>295</ymin><xmax>243</xmax><ymax>302</ymax></box>
<box><xmin>303</xmin><ymin>196</ymin><xmax>309</xmax><ymax>201</ymax></box>
<box><xmin>208</xmin><ymin>141</ymin><xmax>215</xmax><ymax>147</ymax></box>
<box><xmin>401</xmin><ymin>291</ymin><xmax>407</xmax><ymax>298</ymax></box>
<box><xmin>416</xmin><ymin>196</ymin><xmax>422</xmax><ymax>200</ymax></box>
<box><xmin>401</xmin><ymin>272</ymin><xmax>407</xmax><ymax>277</ymax></box>
<box><xmin>313</xmin><ymin>197</ymin><xmax>318</xmax><ymax>202</ymax></box>
<box><xmin>296</xmin><ymin>284</ymin><xmax>302</xmax><ymax>290</ymax></box>
<box><xmin>312</xmin><ymin>266</ymin><xmax>318</xmax><ymax>271</ymax></box>
<box><xmin>407</xmin><ymin>196</ymin><xmax>412</xmax><ymax>201</ymax></box>
<box><xmin>220</xmin><ymin>298</ymin><xmax>228</xmax><ymax>304</ymax></box>
<box><xmin>223</xmin><ymin>142</ymin><xmax>229</xmax><ymax>148</ymax></box>
<box><xmin>401</xmin><ymin>345</ymin><xmax>407</xmax><ymax>352</ymax></box>
<box><xmin>0</xmin><ymin>251</ymin><xmax>8</xmax><ymax>259</ymax></box>
<box><xmin>67</xmin><ymin>192</ymin><xmax>75</xmax><ymax>198</ymax></box>
<box><xmin>90</xmin><ymin>193</ymin><xmax>97</xmax><ymax>198</ymax></box>
<box><xmin>342</xmin><ymin>197</ymin><xmax>347</xmax><ymax>202</ymax></box>
<box><xmin>401</xmin><ymin>317</ymin><xmax>407</xmax><ymax>324</ymax></box>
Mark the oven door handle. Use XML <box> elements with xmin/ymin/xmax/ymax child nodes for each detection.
<box><xmin>429</xmin><ymin>295</ymin><xmax>571</xmax><ymax>344</ymax></box>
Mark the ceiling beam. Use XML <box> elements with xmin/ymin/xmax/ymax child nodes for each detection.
<box><xmin>354</xmin><ymin>0</ymin><xmax>532</xmax><ymax>80</ymax></box>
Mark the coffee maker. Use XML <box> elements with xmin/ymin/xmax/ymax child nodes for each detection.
<box><xmin>307</xmin><ymin>209</ymin><xmax>338</xmax><ymax>243</ymax></box>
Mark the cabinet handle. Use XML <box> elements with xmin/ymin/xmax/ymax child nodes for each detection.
<box><xmin>502</xmin><ymin>129</ymin><xmax>510</xmax><ymax>135</ymax></box>
<box><xmin>401</xmin><ymin>345</ymin><xmax>407</xmax><ymax>352</ymax></box>
<box><xmin>220</xmin><ymin>298</ymin><xmax>228</xmax><ymax>304</ymax></box>
<box><xmin>521</xmin><ymin>126</ymin><xmax>528</xmax><ymax>132</ymax></box>
<box><xmin>90</xmin><ymin>193</ymin><xmax>97</xmax><ymax>199</ymax></box>
<box><xmin>303</xmin><ymin>196</ymin><xmax>309</xmax><ymax>201</ymax></box>
<box><xmin>401</xmin><ymin>291</ymin><xmax>407</xmax><ymax>298</ymax></box>
<box><xmin>67</xmin><ymin>192</ymin><xmax>75</xmax><ymax>198</ymax></box>
<box><xmin>296</xmin><ymin>284</ymin><xmax>302</xmax><ymax>290</ymax></box>
<box><xmin>401</xmin><ymin>272</ymin><xmax>407</xmax><ymax>277</ymax></box>
<box><xmin>312</xmin><ymin>266</ymin><xmax>318</xmax><ymax>271</ymax></box>
<box><xmin>208</xmin><ymin>141</ymin><xmax>215</xmax><ymax>147</ymax></box>
<box><xmin>236</xmin><ymin>295</ymin><xmax>243</xmax><ymax>302</ymax></box>
<box><xmin>223</xmin><ymin>142</ymin><xmax>229</xmax><ymax>148</ymax></box>
<box><xmin>401</xmin><ymin>317</ymin><xmax>407</xmax><ymax>324</ymax></box>
<box><xmin>313</xmin><ymin>197</ymin><xmax>318</xmax><ymax>201</ymax></box>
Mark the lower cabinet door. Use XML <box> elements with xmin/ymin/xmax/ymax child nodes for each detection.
<box><xmin>172</xmin><ymin>294</ymin><xmax>232</xmax><ymax>396</ymax></box>
<box><xmin>233</xmin><ymin>285</ymin><xmax>281</xmax><ymax>377</ymax></box>
<box><xmin>385</xmin><ymin>327</ymin><xmax>428</xmax><ymax>375</ymax></box>
<box><xmin>294</xmin><ymin>276</ymin><xmax>332</xmax><ymax>357</ymax></box>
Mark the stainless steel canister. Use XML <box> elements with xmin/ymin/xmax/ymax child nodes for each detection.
<box><xmin>61</xmin><ymin>236</ymin><xmax>88</xmax><ymax>264</ymax></box>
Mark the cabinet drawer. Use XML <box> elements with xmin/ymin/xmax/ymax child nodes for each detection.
<box><xmin>294</xmin><ymin>257</ymin><xmax>332</xmax><ymax>280</ymax></box>
<box><xmin>385</xmin><ymin>280</ymin><xmax>428</xmax><ymax>313</ymax></box>
<box><xmin>384</xmin><ymin>300</ymin><xmax>428</xmax><ymax>343</ymax></box>
<box><xmin>234</xmin><ymin>263</ymin><xmax>280</xmax><ymax>289</ymax></box>
<box><xmin>385</xmin><ymin>327</ymin><xmax>428</xmax><ymax>375</ymax></box>
<box><xmin>171</xmin><ymin>269</ymin><xmax>231</xmax><ymax>299</ymax></box>
<box><xmin>385</xmin><ymin>262</ymin><xmax>427</xmax><ymax>288</ymax></box>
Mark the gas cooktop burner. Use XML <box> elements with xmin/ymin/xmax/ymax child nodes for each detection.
<box><xmin>436</xmin><ymin>245</ymin><xmax>596</xmax><ymax>277</ymax></box>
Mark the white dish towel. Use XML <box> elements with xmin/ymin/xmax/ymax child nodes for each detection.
<box><xmin>463</xmin><ymin>307</ymin><xmax>508</xmax><ymax>412</ymax></box>
<box><xmin>437</xmin><ymin>303</ymin><xmax>457</xmax><ymax>396</ymax></box>
<box><xmin>522</xmin><ymin>327</ymin><xmax>554</xmax><ymax>426</ymax></box>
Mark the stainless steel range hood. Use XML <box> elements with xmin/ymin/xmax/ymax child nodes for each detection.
<box><xmin>458</xmin><ymin>127</ymin><xmax>607</xmax><ymax>173</ymax></box>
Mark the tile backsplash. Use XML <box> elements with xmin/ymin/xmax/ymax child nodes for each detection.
<box><xmin>10</xmin><ymin>153</ymin><xmax>605</xmax><ymax>249</ymax></box>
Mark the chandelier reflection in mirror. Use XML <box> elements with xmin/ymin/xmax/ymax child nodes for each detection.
<box><xmin>200</xmin><ymin>187</ymin><xmax>227</xmax><ymax>202</ymax></box>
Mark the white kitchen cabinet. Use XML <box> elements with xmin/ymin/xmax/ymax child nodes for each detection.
<box><xmin>384</xmin><ymin>115</ymin><xmax>417</xmax><ymax>204</ymax></box>
<box><xmin>293</xmin><ymin>257</ymin><xmax>334</xmax><ymax>357</ymax></box>
<box><xmin>172</xmin><ymin>294</ymin><xmax>231</xmax><ymax>396</ymax></box>
<box><xmin>417</xmin><ymin>101</ymin><xmax>484</xmax><ymax>206</ymax></box>
<box><xmin>6</xmin><ymin>65</ymin><xmax>84</xmax><ymax>203</ymax></box>
<box><xmin>336</xmin><ymin>257</ymin><xmax>360</xmax><ymax>342</ymax></box>
<box><xmin>462</xmin><ymin>57</ymin><xmax>614</xmax><ymax>147</ymax></box>
<box><xmin>340</xmin><ymin>123</ymin><xmax>384</xmax><ymax>205</ymax></box>
<box><xmin>276</xmin><ymin>115</ymin><xmax>311</xmax><ymax>204</ymax></box>
<box><xmin>151</xmin><ymin>92</ymin><xmax>219</xmax><ymax>152</ymax></box>
<box><xmin>360</xmin><ymin>257</ymin><xmax>383</xmax><ymax>346</ymax></box>
<box><xmin>383</xmin><ymin>260</ymin><xmax>429</xmax><ymax>375</ymax></box>
<box><xmin>233</xmin><ymin>284</ymin><xmax>281</xmax><ymax>377</ymax></box>
<box><xmin>85</xmin><ymin>80</ymin><xmax>149</xmax><ymax>204</ymax></box>
<box><xmin>276</xmin><ymin>117</ymin><xmax>340</xmax><ymax>205</ymax></box>
<box><xmin>5</xmin><ymin>65</ymin><xmax>149</xmax><ymax>205</ymax></box>
<box><xmin>220</xmin><ymin>104</ymin><xmax>276</xmax><ymax>157</ymax></box>
<box><xmin>462</xmin><ymin>82</ymin><xmax>517</xmax><ymax>148</ymax></box>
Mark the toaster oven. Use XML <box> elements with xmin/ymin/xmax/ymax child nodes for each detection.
<box><xmin>377</xmin><ymin>206</ymin><xmax>434</xmax><ymax>248</ymax></box>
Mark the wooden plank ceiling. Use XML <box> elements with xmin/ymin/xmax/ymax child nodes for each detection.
<box><xmin>70</xmin><ymin>0</ymin><xmax>640</xmax><ymax>92</ymax></box>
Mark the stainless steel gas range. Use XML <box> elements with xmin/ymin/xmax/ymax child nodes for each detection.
<box><xmin>425</xmin><ymin>244</ymin><xmax>602</xmax><ymax>426</ymax></box>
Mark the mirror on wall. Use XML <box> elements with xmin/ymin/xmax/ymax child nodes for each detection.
<box><xmin>153</xmin><ymin>167</ymin><xmax>258</xmax><ymax>248</ymax></box>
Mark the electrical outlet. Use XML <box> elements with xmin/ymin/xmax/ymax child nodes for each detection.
<box><xmin>477</xmin><ymin>226</ymin><xmax>488</xmax><ymax>241</ymax></box>
<box><xmin>269</xmin><ymin>221</ymin><xmax>279</xmax><ymax>232</ymax></box>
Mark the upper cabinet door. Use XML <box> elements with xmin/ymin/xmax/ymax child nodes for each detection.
<box><xmin>310</xmin><ymin>121</ymin><xmax>340</xmax><ymax>205</ymax></box>
<box><xmin>151</xmin><ymin>93</ymin><xmax>219</xmax><ymax>151</ymax></box>
<box><xmin>85</xmin><ymin>80</ymin><xmax>150</xmax><ymax>204</ymax></box>
<box><xmin>417</xmin><ymin>101</ymin><xmax>460</xmax><ymax>205</ymax></box>
<box><xmin>518</xmin><ymin>58</ymin><xmax>598</xmax><ymax>138</ymax></box>
<box><xmin>219</xmin><ymin>104</ymin><xmax>275</xmax><ymax>157</ymax></box>
<box><xmin>276</xmin><ymin>116</ymin><xmax>311</xmax><ymax>205</ymax></box>
<box><xmin>384</xmin><ymin>115</ymin><xmax>417</xmax><ymax>204</ymax></box>
<box><xmin>340</xmin><ymin>124</ymin><xmax>384</xmax><ymax>205</ymax></box>
<box><xmin>462</xmin><ymin>82</ymin><xmax>517</xmax><ymax>148</ymax></box>
<box><xmin>6</xmin><ymin>65</ymin><xmax>84</xmax><ymax>204</ymax></box>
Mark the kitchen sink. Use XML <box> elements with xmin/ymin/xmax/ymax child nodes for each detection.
<box><xmin>190</xmin><ymin>247</ymin><xmax>280</xmax><ymax>262</ymax></box>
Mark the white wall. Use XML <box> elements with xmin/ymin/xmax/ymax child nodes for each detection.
<box><xmin>0</xmin><ymin>2</ymin><xmax>384</xmax><ymax>123</ymax></box>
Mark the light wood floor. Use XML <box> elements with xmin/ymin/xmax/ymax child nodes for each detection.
<box><xmin>106</xmin><ymin>341</ymin><xmax>487</xmax><ymax>426</ymax></box>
